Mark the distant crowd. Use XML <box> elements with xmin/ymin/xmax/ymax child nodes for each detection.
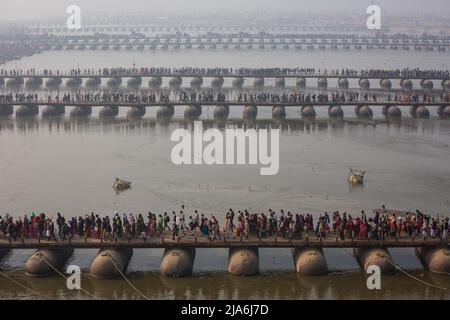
<box><xmin>1</xmin><ymin>91</ymin><xmax>449</xmax><ymax>105</ymax></box>
<box><xmin>1</xmin><ymin>67</ymin><xmax>449</xmax><ymax>79</ymax></box>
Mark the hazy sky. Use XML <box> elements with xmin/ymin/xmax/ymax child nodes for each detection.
<box><xmin>1</xmin><ymin>0</ymin><xmax>449</xmax><ymax>21</ymax></box>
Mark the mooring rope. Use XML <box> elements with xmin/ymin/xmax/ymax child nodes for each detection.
<box><xmin>103</xmin><ymin>253</ymin><xmax>150</xmax><ymax>300</ymax></box>
<box><xmin>36</xmin><ymin>253</ymin><xmax>101</xmax><ymax>299</ymax></box>
<box><xmin>0</xmin><ymin>269</ymin><xmax>49</xmax><ymax>299</ymax></box>
<box><xmin>382</xmin><ymin>255</ymin><xmax>449</xmax><ymax>291</ymax></box>
<box><xmin>342</xmin><ymin>248</ymin><xmax>449</xmax><ymax>291</ymax></box>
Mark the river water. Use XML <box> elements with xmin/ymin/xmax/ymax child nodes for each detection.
<box><xmin>0</xmin><ymin>48</ymin><xmax>449</xmax><ymax>300</ymax></box>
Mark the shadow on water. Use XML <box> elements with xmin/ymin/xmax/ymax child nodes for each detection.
<box><xmin>0</xmin><ymin>268</ymin><xmax>449</xmax><ymax>300</ymax></box>
<box><xmin>348</xmin><ymin>182</ymin><xmax>364</xmax><ymax>194</ymax></box>
<box><xmin>1</xmin><ymin>116</ymin><xmax>450</xmax><ymax>135</ymax></box>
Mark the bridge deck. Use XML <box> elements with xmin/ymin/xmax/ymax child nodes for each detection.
<box><xmin>7</xmin><ymin>34</ymin><xmax>449</xmax><ymax>40</ymax></box>
<box><xmin>1</xmin><ymin>74</ymin><xmax>449</xmax><ymax>80</ymax></box>
<box><xmin>5</xmin><ymin>42</ymin><xmax>450</xmax><ymax>47</ymax></box>
<box><xmin>0</xmin><ymin>101</ymin><xmax>448</xmax><ymax>107</ymax></box>
<box><xmin>1</xmin><ymin>235</ymin><xmax>449</xmax><ymax>249</ymax></box>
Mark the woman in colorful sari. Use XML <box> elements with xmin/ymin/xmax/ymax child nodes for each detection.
<box><xmin>225</xmin><ymin>215</ymin><xmax>233</xmax><ymax>238</ymax></box>
<box><xmin>200</xmin><ymin>218</ymin><xmax>209</xmax><ymax>236</ymax></box>
<box><xmin>302</xmin><ymin>225</ymin><xmax>309</xmax><ymax>241</ymax></box>
<box><xmin>442</xmin><ymin>218</ymin><xmax>449</xmax><ymax>239</ymax></box>
<box><xmin>236</xmin><ymin>217</ymin><xmax>244</xmax><ymax>237</ymax></box>
<box><xmin>157</xmin><ymin>214</ymin><xmax>164</xmax><ymax>236</ymax></box>
<box><xmin>358</xmin><ymin>221</ymin><xmax>367</xmax><ymax>240</ymax></box>
<box><xmin>93</xmin><ymin>223</ymin><xmax>100</xmax><ymax>239</ymax></box>
<box><xmin>389</xmin><ymin>219</ymin><xmax>397</xmax><ymax>239</ymax></box>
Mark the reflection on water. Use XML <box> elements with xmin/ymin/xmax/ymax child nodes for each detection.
<box><xmin>0</xmin><ymin>270</ymin><xmax>449</xmax><ymax>300</ymax></box>
<box><xmin>2</xmin><ymin>115</ymin><xmax>450</xmax><ymax>134</ymax></box>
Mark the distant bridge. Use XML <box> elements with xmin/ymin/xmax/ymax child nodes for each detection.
<box><xmin>1</xmin><ymin>72</ymin><xmax>450</xmax><ymax>81</ymax></box>
<box><xmin>4</xmin><ymin>33</ymin><xmax>450</xmax><ymax>53</ymax></box>
<box><xmin>24</xmin><ymin>24</ymin><xmax>380</xmax><ymax>34</ymax></box>
<box><xmin>1</xmin><ymin>100</ymin><xmax>449</xmax><ymax>119</ymax></box>
<box><xmin>0</xmin><ymin>100</ymin><xmax>449</xmax><ymax>107</ymax></box>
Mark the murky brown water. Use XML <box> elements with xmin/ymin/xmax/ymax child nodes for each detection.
<box><xmin>1</xmin><ymin>268</ymin><xmax>449</xmax><ymax>300</ymax></box>
<box><xmin>1</xmin><ymin>117</ymin><xmax>449</xmax><ymax>215</ymax></box>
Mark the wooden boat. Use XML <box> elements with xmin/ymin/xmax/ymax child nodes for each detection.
<box><xmin>113</xmin><ymin>178</ymin><xmax>132</xmax><ymax>191</ymax></box>
<box><xmin>347</xmin><ymin>168</ymin><xmax>365</xmax><ymax>184</ymax></box>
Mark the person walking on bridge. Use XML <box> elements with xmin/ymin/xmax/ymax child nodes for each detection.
<box><xmin>172</xmin><ymin>214</ymin><xmax>179</xmax><ymax>241</ymax></box>
<box><xmin>163</xmin><ymin>212</ymin><xmax>171</xmax><ymax>231</ymax></box>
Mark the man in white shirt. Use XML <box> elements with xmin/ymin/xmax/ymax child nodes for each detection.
<box><xmin>194</xmin><ymin>210</ymin><xmax>200</xmax><ymax>228</ymax></box>
<box><xmin>179</xmin><ymin>210</ymin><xmax>186</xmax><ymax>235</ymax></box>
